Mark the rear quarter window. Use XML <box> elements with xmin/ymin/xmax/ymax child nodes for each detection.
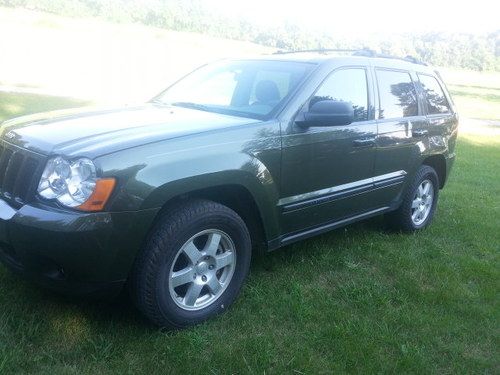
<box><xmin>418</xmin><ymin>74</ymin><xmax>451</xmax><ymax>115</ymax></box>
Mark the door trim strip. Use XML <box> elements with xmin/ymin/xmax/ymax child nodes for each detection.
<box><xmin>279</xmin><ymin>170</ymin><xmax>407</xmax><ymax>212</ymax></box>
<box><xmin>280</xmin><ymin>206</ymin><xmax>390</xmax><ymax>246</ymax></box>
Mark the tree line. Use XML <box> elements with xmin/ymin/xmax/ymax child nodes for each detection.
<box><xmin>2</xmin><ymin>0</ymin><xmax>499</xmax><ymax>71</ymax></box>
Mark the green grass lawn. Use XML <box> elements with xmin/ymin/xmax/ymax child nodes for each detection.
<box><xmin>0</xmin><ymin>92</ymin><xmax>92</xmax><ymax>121</ymax></box>
<box><xmin>0</xmin><ymin>93</ymin><xmax>499</xmax><ymax>374</ymax></box>
<box><xmin>448</xmin><ymin>84</ymin><xmax>500</xmax><ymax>121</ymax></box>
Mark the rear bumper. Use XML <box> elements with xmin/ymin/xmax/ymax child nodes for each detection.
<box><xmin>0</xmin><ymin>200</ymin><xmax>159</xmax><ymax>296</ymax></box>
<box><xmin>444</xmin><ymin>152</ymin><xmax>456</xmax><ymax>187</ymax></box>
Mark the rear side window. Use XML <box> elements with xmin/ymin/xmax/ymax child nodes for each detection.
<box><xmin>311</xmin><ymin>68</ymin><xmax>369</xmax><ymax>122</ymax></box>
<box><xmin>376</xmin><ymin>69</ymin><xmax>418</xmax><ymax>119</ymax></box>
<box><xmin>418</xmin><ymin>74</ymin><xmax>451</xmax><ymax>114</ymax></box>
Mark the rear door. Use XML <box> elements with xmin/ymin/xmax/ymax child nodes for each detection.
<box><xmin>372</xmin><ymin>68</ymin><xmax>428</xmax><ymax>207</ymax></box>
<box><xmin>417</xmin><ymin>73</ymin><xmax>457</xmax><ymax>160</ymax></box>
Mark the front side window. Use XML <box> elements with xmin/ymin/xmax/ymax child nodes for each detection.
<box><xmin>376</xmin><ymin>69</ymin><xmax>418</xmax><ymax>119</ymax></box>
<box><xmin>155</xmin><ymin>60</ymin><xmax>314</xmax><ymax>119</ymax></box>
<box><xmin>311</xmin><ymin>68</ymin><xmax>369</xmax><ymax>122</ymax></box>
<box><xmin>418</xmin><ymin>74</ymin><xmax>451</xmax><ymax>115</ymax></box>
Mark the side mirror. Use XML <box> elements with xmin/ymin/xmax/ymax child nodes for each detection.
<box><xmin>296</xmin><ymin>100</ymin><xmax>354</xmax><ymax>127</ymax></box>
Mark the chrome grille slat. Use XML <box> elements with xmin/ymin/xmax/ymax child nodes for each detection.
<box><xmin>0</xmin><ymin>148</ymin><xmax>13</xmax><ymax>187</ymax></box>
<box><xmin>13</xmin><ymin>157</ymin><xmax>39</xmax><ymax>203</ymax></box>
<box><xmin>0</xmin><ymin>141</ymin><xmax>44</xmax><ymax>206</ymax></box>
<box><xmin>3</xmin><ymin>152</ymin><xmax>24</xmax><ymax>195</ymax></box>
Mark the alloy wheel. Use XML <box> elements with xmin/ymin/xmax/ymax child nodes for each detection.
<box><xmin>168</xmin><ymin>229</ymin><xmax>236</xmax><ymax>311</ymax></box>
<box><xmin>411</xmin><ymin>179</ymin><xmax>434</xmax><ymax>226</ymax></box>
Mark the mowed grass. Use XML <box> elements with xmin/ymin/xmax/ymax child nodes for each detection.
<box><xmin>448</xmin><ymin>84</ymin><xmax>500</xmax><ymax>121</ymax></box>
<box><xmin>441</xmin><ymin>68</ymin><xmax>500</xmax><ymax>122</ymax></box>
<box><xmin>0</xmin><ymin>93</ymin><xmax>499</xmax><ymax>374</ymax></box>
<box><xmin>0</xmin><ymin>7</ymin><xmax>271</xmax><ymax>104</ymax></box>
<box><xmin>0</xmin><ymin>92</ymin><xmax>92</xmax><ymax>121</ymax></box>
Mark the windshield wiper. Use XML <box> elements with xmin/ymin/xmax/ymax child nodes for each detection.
<box><xmin>150</xmin><ymin>98</ymin><xmax>166</xmax><ymax>105</ymax></box>
<box><xmin>155</xmin><ymin>101</ymin><xmax>261</xmax><ymax>120</ymax></box>
<box><xmin>170</xmin><ymin>102</ymin><xmax>212</xmax><ymax>112</ymax></box>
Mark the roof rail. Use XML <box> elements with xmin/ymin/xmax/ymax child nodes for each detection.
<box><xmin>273</xmin><ymin>48</ymin><xmax>428</xmax><ymax>66</ymax></box>
<box><xmin>357</xmin><ymin>50</ymin><xmax>428</xmax><ymax>66</ymax></box>
<box><xmin>273</xmin><ymin>48</ymin><xmax>362</xmax><ymax>55</ymax></box>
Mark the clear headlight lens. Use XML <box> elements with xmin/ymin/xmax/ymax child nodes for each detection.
<box><xmin>38</xmin><ymin>157</ymin><xmax>97</xmax><ymax>207</ymax></box>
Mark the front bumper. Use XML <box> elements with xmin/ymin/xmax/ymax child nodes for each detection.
<box><xmin>0</xmin><ymin>200</ymin><xmax>159</xmax><ymax>296</ymax></box>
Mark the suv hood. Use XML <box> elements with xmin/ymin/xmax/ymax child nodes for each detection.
<box><xmin>0</xmin><ymin>104</ymin><xmax>260</xmax><ymax>157</ymax></box>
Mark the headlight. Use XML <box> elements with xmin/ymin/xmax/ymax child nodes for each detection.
<box><xmin>37</xmin><ymin>157</ymin><xmax>115</xmax><ymax>211</ymax></box>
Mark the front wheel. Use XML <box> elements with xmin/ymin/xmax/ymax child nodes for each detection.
<box><xmin>130</xmin><ymin>199</ymin><xmax>251</xmax><ymax>328</ymax></box>
<box><xmin>386</xmin><ymin>165</ymin><xmax>439</xmax><ymax>232</ymax></box>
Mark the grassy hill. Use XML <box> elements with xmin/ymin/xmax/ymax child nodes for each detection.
<box><xmin>0</xmin><ymin>7</ymin><xmax>271</xmax><ymax>104</ymax></box>
<box><xmin>1</xmin><ymin>7</ymin><xmax>499</xmax><ymax>124</ymax></box>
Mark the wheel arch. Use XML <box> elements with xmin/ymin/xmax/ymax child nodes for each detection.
<box><xmin>142</xmin><ymin>179</ymin><xmax>278</xmax><ymax>253</ymax></box>
<box><xmin>422</xmin><ymin>154</ymin><xmax>447</xmax><ymax>189</ymax></box>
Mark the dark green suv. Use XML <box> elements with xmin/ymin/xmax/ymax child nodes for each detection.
<box><xmin>0</xmin><ymin>50</ymin><xmax>458</xmax><ymax>327</ymax></box>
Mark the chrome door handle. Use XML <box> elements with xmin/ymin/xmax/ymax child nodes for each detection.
<box><xmin>412</xmin><ymin>129</ymin><xmax>429</xmax><ymax>137</ymax></box>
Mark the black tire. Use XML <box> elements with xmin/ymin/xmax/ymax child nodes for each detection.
<box><xmin>386</xmin><ymin>165</ymin><xmax>439</xmax><ymax>232</ymax></box>
<box><xmin>130</xmin><ymin>199</ymin><xmax>251</xmax><ymax>328</ymax></box>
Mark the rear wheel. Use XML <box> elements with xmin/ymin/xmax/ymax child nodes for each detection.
<box><xmin>386</xmin><ymin>165</ymin><xmax>439</xmax><ymax>232</ymax></box>
<box><xmin>130</xmin><ymin>199</ymin><xmax>251</xmax><ymax>328</ymax></box>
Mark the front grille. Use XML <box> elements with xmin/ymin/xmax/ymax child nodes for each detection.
<box><xmin>0</xmin><ymin>141</ymin><xmax>45</xmax><ymax>207</ymax></box>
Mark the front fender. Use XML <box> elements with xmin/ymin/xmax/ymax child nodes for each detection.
<box><xmin>141</xmin><ymin>166</ymin><xmax>281</xmax><ymax>240</ymax></box>
<box><xmin>95</xmin><ymin>121</ymin><xmax>283</xmax><ymax>240</ymax></box>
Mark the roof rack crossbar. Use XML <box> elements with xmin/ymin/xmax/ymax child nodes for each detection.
<box><xmin>273</xmin><ymin>48</ymin><xmax>427</xmax><ymax>66</ymax></box>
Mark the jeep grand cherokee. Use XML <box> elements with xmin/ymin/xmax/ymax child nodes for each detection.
<box><xmin>0</xmin><ymin>50</ymin><xmax>458</xmax><ymax>327</ymax></box>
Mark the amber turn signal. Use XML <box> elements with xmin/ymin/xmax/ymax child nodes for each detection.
<box><xmin>77</xmin><ymin>178</ymin><xmax>116</xmax><ymax>212</ymax></box>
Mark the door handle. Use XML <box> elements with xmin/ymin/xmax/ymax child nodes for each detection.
<box><xmin>412</xmin><ymin>129</ymin><xmax>429</xmax><ymax>137</ymax></box>
<box><xmin>353</xmin><ymin>138</ymin><xmax>376</xmax><ymax>148</ymax></box>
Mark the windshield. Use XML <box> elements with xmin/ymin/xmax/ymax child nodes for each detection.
<box><xmin>154</xmin><ymin>60</ymin><xmax>315</xmax><ymax>120</ymax></box>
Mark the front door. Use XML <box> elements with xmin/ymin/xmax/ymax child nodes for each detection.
<box><xmin>280</xmin><ymin>67</ymin><xmax>378</xmax><ymax>235</ymax></box>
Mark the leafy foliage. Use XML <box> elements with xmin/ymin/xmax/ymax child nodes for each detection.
<box><xmin>1</xmin><ymin>0</ymin><xmax>499</xmax><ymax>70</ymax></box>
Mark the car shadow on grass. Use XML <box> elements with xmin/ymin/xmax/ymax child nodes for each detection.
<box><xmin>251</xmin><ymin>215</ymin><xmax>389</xmax><ymax>273</ymax></box>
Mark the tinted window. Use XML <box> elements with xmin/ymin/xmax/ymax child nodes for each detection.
<box><xmin>311</xmin><ymin>68</ymin><xmax>369</xmax><ymax>122</ymax></box>
<box><xmin>376</xmin><ymin>70</ymin><xmax>418</xmax><ymax>119</ymax></box>
<box><xmin>419</xmin><ymin>74</ymin><xmax>451</xmax><ymax>114</ymax></box>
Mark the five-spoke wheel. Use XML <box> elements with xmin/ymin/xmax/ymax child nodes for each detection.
<box><xmin>386</xmin><ymin>165</ymin><xmax>439</xmax><ymax>232</ymax></box>
<box><xmin>131</xmin><ymin>199</ymin><xmax>251</xmax><ymax>328</ymax></box>
<box><xmin>411</xmin><ymin>179</ymin><xmax>434</xmax><ymax>226</ymax></box>
<box><xmin>169</xmin><ymin>230</ymin><xmax>236</xmax><ymax>310</ymax></box>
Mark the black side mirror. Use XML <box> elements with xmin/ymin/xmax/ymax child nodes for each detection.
<box><xmin>296</xmin><ymin>100</ymin><xmax>354</xmax><ymax>127</ymax></box>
